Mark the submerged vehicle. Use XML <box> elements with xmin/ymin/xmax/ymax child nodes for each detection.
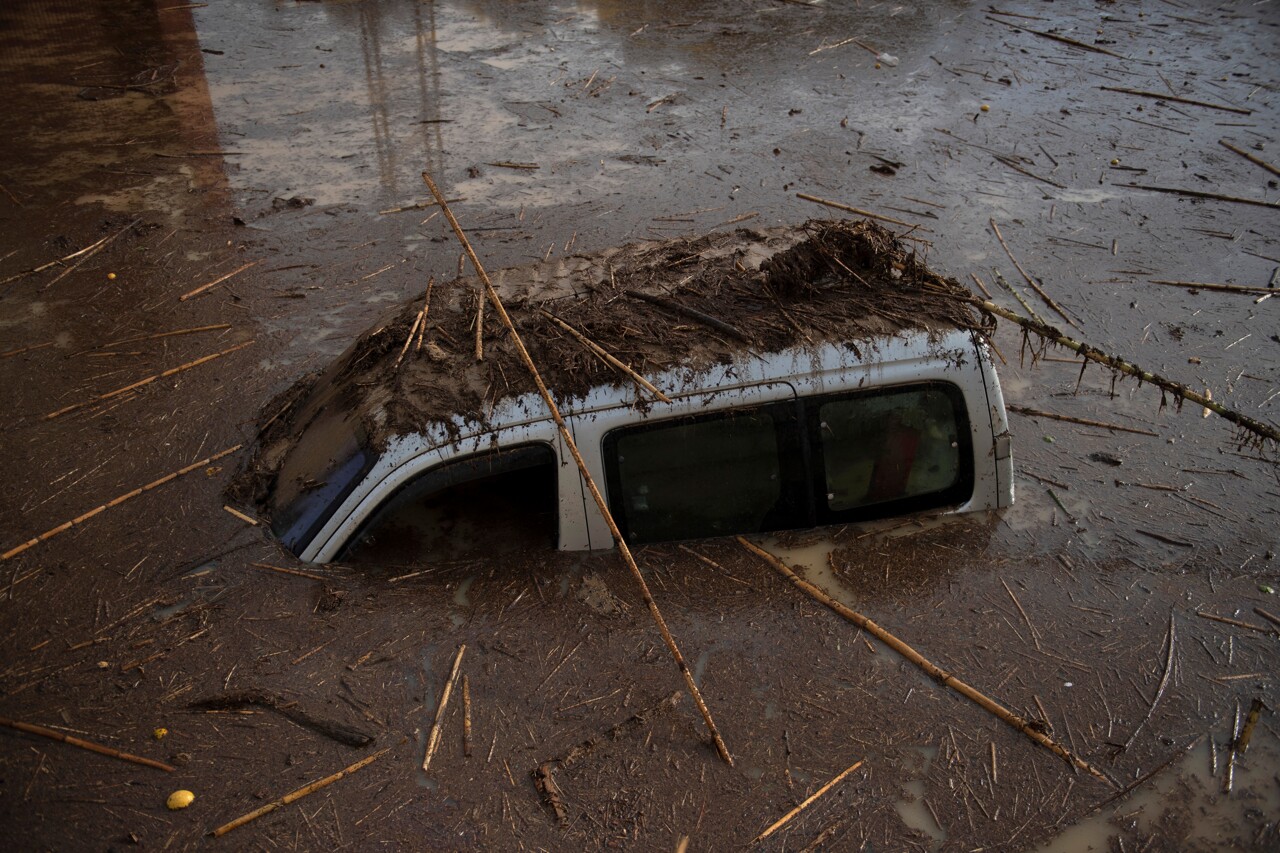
<box><xmin>238</xmin><ymin>220</ymin><xmax>1013</xmax><ymax>566</ymax></box>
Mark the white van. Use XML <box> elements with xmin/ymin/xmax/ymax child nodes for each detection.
<box><xmin>247</xmin><ymin>221</ymin><xmax>1014</xmax><ymax>565</ymax></box>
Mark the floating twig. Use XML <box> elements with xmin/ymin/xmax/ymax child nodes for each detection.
<box><xmin>1007</xmin><ymin>405</ymin><xmax>1159</xmax><ymax>437</ymax></box>
<box><xmin>990</xmin><ymin>219</ymin><xmax>1076</xmax><ymax>327</ymax></box>
<box><xmin>462</xmin><ymin>675</ymin><xmax>472</xmax><ymax>758</ymax></box>
<box><xmin>1143</xmin><ymin>279</ymin><xmax>1275</xmax><ymax>296</ymax></box>
<box><xmin>1218</xmin><ymin>140</ymin><xmax>1280</xmax><ymax>178</ymax></box>
<box><xmin>0</xmin><ymin>715</ymin><xmax>174</xmax><ymax>772</ymax></box>
<box><xmin>1</xmin><ymin>218</ymin><xmax>140</xmax><ymax>287</ymax></box>
<box><xmin>1099</xmin><ymin>86</ymin><xmax>1251</xmax><ymax>115</ymax></box>
<box><xmin>1223</xmin><ymin>702</ymin><xmax>1240</xmax><ymax>793</ymax></box>
<box><xmin>994</xmin><ymin>155</ymin><xmax>1066</xmax><ymax>189</ymax></box>
<box><xmin>739</xmin><ymin>538</ymin><xmax>1113</xmax><ymax>784</ymax></box>
<box><xmin>45</xmin><ymin>340</ymin><xmax>253</xmax><ymax>419</ymax></box>
<box><xmin>751</xmin><ymin>758</ymin><xmax>866</xmax><ymax>844</ymax></box>
<box><xmin>378</xmin><ymin>197</ymin><xmax>464</xmax><ymax>215</ymax></box>
<box><xmin>945</xmin><ymin>297</ymin><xmax>1280</xmax><ymax>444</ymax></box>
<box><xmin>211</xmin><ymin>748</ymin><xmax>389</xmax><ymax>836</ymax></box>
<box><xmin>423</xmin><ymin>644</ymin><xmax>466</xmax><ymax>772</ymax></box>
<box><xmin>94</xmin><ymin>323</ymin><xmax>232</xmax><ymax>351</ymax></box>
<box><xmin>178</xmin><ymin>260</ymin><xmax>259</xmax><ymax>301</ymax></box>
<box><xmin>2</xmin><ymin>445</ymin><xmax>242</xmax><ymax>560</ymax></box>
<box><xmin>1236</xmin><ymin>698</ymin><xmax>1264</xmax><ymax>754</ymax></box>
<box><xmin>423</xmin><ymin>170</ymin><xmax>734</xmax><ymax>766</ymax></box>
<box><xmin>539</xmin><ymin>309</ymin><xmax>672</xmax><ymax>403</ymax></box>
<box><xmin>1121</xmin><ymin>184</ymin><xmax>1279</xmax><ymax>210</ymax></box>
<box><xmin>1116</xmin><ymin>611</ymin><xmax>1175</xmax><ymax>755</ymax></box>
<box><xmin>994</xmin><ymin>20</ymin><xmax>1124</xmax><ymax>58</ymax></box>
<box><xmin>249</xmin><ymin>562</ymin><xmax>330</xmax><ymax>581</ymax></box>
<box><xmin>190</xmin><ymin>691</ymin><xmax>374</xmax><ymax>748</ymax></box>
<box><xmin>1196</xmin><ymin>611</ymin><xmax>1277</xmax><ymax>636</ymax></box>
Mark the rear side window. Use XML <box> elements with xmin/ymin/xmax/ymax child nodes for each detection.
<box><xmin>338</xmin><ymin>444</ymin><xmax>557</xmax><ymax>567</ymax></box>
<box><xmin>814</xmin><ymin>383</ymin><xmax>972</xmax><ymax>521</ymax></box>
<box><xmin>603</xmin><ymin>402</ymin><xmax>807</xmax><ymax>544</ymax></box>
<box><xmin>602</xmin><ymin>382</ymin><xmax>973</xmax><ymax>545</ymax></box>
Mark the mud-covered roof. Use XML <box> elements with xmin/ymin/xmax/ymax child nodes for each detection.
<box><xmin>237</xmin><ymin>219</ymin><xmax>991</xmax><ymax>506</ymax></box>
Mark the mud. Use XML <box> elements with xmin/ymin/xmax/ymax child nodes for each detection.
<box><xmin>1</xmin><ymin>0</ymin><xmax>1278</xmax><ymax>851</ymax></box>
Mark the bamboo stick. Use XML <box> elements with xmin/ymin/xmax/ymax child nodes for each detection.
<box><xmin>1</xmin><ymin>218</ymin><xmax>140</xmax><ymax>287</ymax></box>
<box><xmin>1219</xmin><ymin>140</ymin><xmax>1280</xmax><ymax>178</ymax></box>
<box><xmin>423</xmin><ymin>644</ymin><xmax>466</xmax><ymax>772</ymax></box>
<box><xmin>538</xmin><ymin>309</ymin><xmax>672</xmax><ymax>403</ymax></box>
<box><xmin>2</xmin><ymin>444</ymin><xmax>242</xmax><ymax>560</ymax></box>
<box><xmin>751</xmin><ymin>758</ymin><xmax>865</xmax><ymax>844</ymax></box>
<box><xmin>45</xmin><ymin>340</ymin><xmax>253</xmax><ymax>420</ymax></box>
<box><xmin>211</xmin><ymin>748</ymin><xmax>389</xmax><ymax>836</ymax></box>
<box><xmin>1099</xmin><ymin>86</ymin><xmax>1252</xmax><ymax>115</ymax></box>
<box><xmin>1007</xmin><ymin>405</ymin><xmax>1159</xmax><ymax>437</ymax></box>
<box><xmin>990</xmin><ymin>219</ymin><xmax>1075</xmax><ymax>327</ymax></box>
<box><xmin>1144</xmin><ymin>279</ymin><xmax>1275</xmax><ymax>295</ymax></box>
<box><xmin>1121</xmin><ymin>184</ymin><xmax>1279</xmax><ymax>210</ymax></box>
<box><xmin>462</xmin><ymin>675</ymin><xmax>473</xmax><ymax>758</ymax></box>
<box><xmin>96</xmin><ymin>323</ymin><xmax>232</xmax><ymax>350</ymax></box>
<box><xmin>394</xmin><ymin>280</ymin><xmax>432</xmax><ymax>369</ymax></box>
<box><xmin>178</xmin><ymin>260</ymin><xmax>259</xmax><ymax>302</ymax></box>
<box><xmin>423</xmin><ymin>171</ymin><xmax>734</xmax><ymax>766</ymax></box>
<box><xmin>738</xmin><ymin>537</ymin><xmax>1113</xmax><ymax>783</ymax></box>
<box><xmin>0</xmin><ymin>715</ymin><xmax>174</xmax><ymax>772</ymax></box>
<box><xmin>959</xmin><ymin>296</ymin><xmax>1280</xmax><ymax>444</ymax></box>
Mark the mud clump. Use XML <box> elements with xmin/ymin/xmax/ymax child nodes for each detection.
<box><xmin>236</xmin><ymin>218</ymin><xmax>991</xmax><ymax>512</ymax></box>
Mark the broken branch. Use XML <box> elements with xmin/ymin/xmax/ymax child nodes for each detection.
<box><xmin>539</xmin><ymin>309</ymin><xmax>672</xmax><ymax>403</ymax></box>
<box><xmin>423</xmin><ymin>644</ymin><xmax>466</xmax><ymax>772</ymax></box>
<box><xmin>0</xmin><ymin>715</ymin><xmax>174</xmax><ymax>772</ymax></box>
<box><xmin>423</xmin><ymin>170</ymin><xmax>734</xmax><ymax>766</ymax></box>
<box><xmin>1007</xmin><ymin>405</ymin><xmax>1159</xmax><ymax>437</ymax></box>
<box><xmin>751</xmin><ymin>757</ymin><xmax>866</xmax><ymax>844</ymax></box>
<box><xmin>2</xmin><ymin>445</ymin><xmax>243</xmax><ymax>560</ymax></box>
<box><xmin>990</xmin><ymin>219</ymin><xmax>1075</xmax><ymax>327</ymax></box>
<box><xmin>1218</xmin><ymin>140</ymin><xmax>1280</xmax><ymax>178</ymax></box>
<box><xmin>1099</xmin><ymin>87</ymin><xmax>1251</xmax><ymax>115</ymax></box>
<box><xmin>739</xmin><ymin>537</ymin><xmax>1113</xmax><ymax>784</ymax></box>
<box><xmin>211</xmin><ymin>748</ymin><xmax>389</xmax><ymax>836</ymax></box>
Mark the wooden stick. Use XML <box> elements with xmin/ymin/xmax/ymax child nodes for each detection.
<box><xmin>1117</xmin><ymin>611</ymin><xmax>1175</xmax><ymax>754</ymax></box>
<box><xmin>474</xmin><ymin>284</ymin><xmax>485</xmax><ymax>361</ymax></box>
<box><xmin>422</xmin><ymin>644</ymin><xmax>466</xmax><ymax>772</ymax></box>
<box><xmin>211</xmin><ymin>748</ymin><xmax>389</xmax><ymax>836</ymax></box>
<box><xmin>1121</xmin><ymin>184</ymin><xmax>1279</xmax><ymax>210</ymax></box>
<box><xmin>795</xmin><ymin>192</ymin><xmax>932</xmax><ymax>231</ymax></box>
<box><xmin>95</xmin><ymin>323</ymin><xmax>232</xmax><ymax>350</ymax></box>
<box><xmin>1007</xmin><ymin>405</ymin><xmax>1159</xmax><ymax>437</ymax></box>
<box><xmin>1100</xmin><ymin>86</ymin><xmax>1251</xmax><ymax>115</ymax></box>
<box><xmin>2</xmin><ymin>444</ymin><xmax>242</xmax><ymax>560</ymax></box>
<box><xmin>45</xmin><ymin>340</ymin><xmax>253</xmax><ymax>419</ymax></box>
<box><xmin>952</xmin><ymin>296</ymin><xmax>1280</xmax><ymax>444</ymax></box>
<box><xmin>739</xmin><ymin>537</ymin><xmax>1112</xmax><ymax>783</ymax></box>
<box><xmin>751</xmin><ymin>758</ymin><xmax>865</xmax><ymax>844</ymax></box>
<box><xmin>539</xmin><ymin>309</ymin><xmax>672</xmax><ymax>403</ymax></box>
<box><xmin>1</xmin><ymin>218</ymin><xmax>139</xmax><ymax>287</ymax></box>
<box><xmin>249</xmin><ymin>562</ymin><xmax>330</xmax><ymax>581</ymax></box>
<box><xmin>178</xmin><ymin>260</ymin><xmax>259</xmax><ymax>302</ymax></box>
<box><xmin>222</xmin><ymin>505</ymin><xmax>259</xmax><ymax>525</ymax></box>
<box><xmin>991</xmin><ymin>20</ymin><xmax>1123</xmax><ymax>58</ymax></box>
<box><xmin>1195</xmin><ymin>611</ymin><xmax>1277</xmax><ymax>636</ymax></box>
<box><xmin>1219</xmin><ymin>139</ymin><xmax>1280</xmax><ymax>178</ymax></box>
<box><xmin>990</xmin><ymin>219</ymin><xmax>1075</xmax><ymax>327</ymax></box>
<box><xmin>394</xmin><ymin>280</ymin><xmax>432</xmax><ymax>370</ymax></box>
<box><xmin>0</xmin><ymin>715</ymin><xmax>175</xmax><ymax>772</ymax></box>
<box><xmin>624</xmin><ymin>289</ymin><xmax>751</xmax><ymax>344</ymax></box>
<box><xmin>423</xmin><ymin>171</ymin><xmax>734</xmax><ymax>766</ymax></box>
<box><xmin>462</xmin><ymin>675</ymin><xmax>472</xmax><ymax>758</ymax></box>
<box><xmin>1143</xmin><ymin>279</ymin><xmax>1275</xmax><ymax>295</ymax></box>
<box><xmin>1253</xmin><ymin>608</ymin><xmax>1280</xmax><ymax>631</ymax></box>
<box><xmin>378</xmin><ymin>197</ymin><xmax>464</xmax><ymax>215</ymax></box>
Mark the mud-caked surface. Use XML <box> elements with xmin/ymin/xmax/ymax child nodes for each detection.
<box><xmin>1</xmin><ymin>1</ymin><xmax>1278</xmax><ymax>851</ymax></box>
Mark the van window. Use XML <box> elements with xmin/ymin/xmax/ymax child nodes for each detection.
<box><xmin>813</xmin><ymin>383</ymin><xmax>971</xmax><ymax>519</ymax></box>
<box><xmin>602</xmin><ymin>383</ymin><xmax>973</xmax><ymax>545</ymax></box>
<box><xmin>339</xmin><ymin>444</ymin><xmax>557</xmax><ymax>567</ymax></box>
<box><xmin>603</xmin><ymin>402</ymin><xmax>807</xmax><ymax>544</ymax></box>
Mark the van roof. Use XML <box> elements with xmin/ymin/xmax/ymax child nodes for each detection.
<box><xmin>241</xmin><ymin>218</ymin><xmax>992</xmax><ymax>504</ymax></box>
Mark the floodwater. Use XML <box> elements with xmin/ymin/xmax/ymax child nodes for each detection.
<box><xmin>0</xmin><ymin>0</ymin><xmax>1277</xmax><ymax>850</ymax></box>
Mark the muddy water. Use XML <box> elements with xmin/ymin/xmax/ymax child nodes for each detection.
<box><xmin>1</xmin><ymin>0</ymin><xmax>1278</xmax><ymax>850</ymax></box>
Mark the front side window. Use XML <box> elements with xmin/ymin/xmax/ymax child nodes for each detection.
<box><xmin>814</xmin><ymin>384</ymin><xmax>971</xmax><ymax>520</ymax></box>
<box><xmin>339</xmin><ymin>444</ymin><xmax>557</xmax><ymax>567</ymax></box>
<box><xmin>603</xmin><ymin>402</ymin><xmax>805</xmax><ymax>544</ymax></box>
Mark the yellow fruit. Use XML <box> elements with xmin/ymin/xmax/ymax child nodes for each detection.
<box><xmin>107</xmin><ymin>272</ymin><xmax>117</xmax><ymax>280</ymax></box>
<box><xmin>1110</xmin><ymin>158</ymin><xmax>1120</xmax><ymax>166</ymax></box>
<box><xmin>154</xmin><ymin>727</ymin><xmax>168</xmax><ymax>740</ymax></box>
<box><xmin>166</xmin><ymin>790</ymin><xmax>195</xmax><ymax>810</ymax></box>
<box><xmin>980</xmin><ymin>104</ymin><xmax>990</xmax><ymax>112</ymax></box>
